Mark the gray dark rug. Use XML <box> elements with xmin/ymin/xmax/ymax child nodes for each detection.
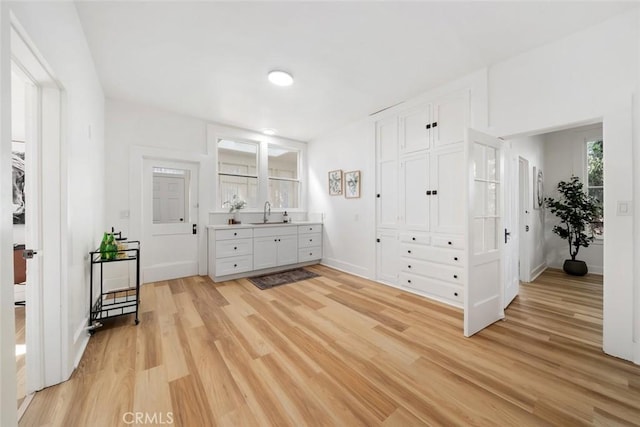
<box><xmin>249</xmin><ymin>268</ymin><xmax>319</xmax><ymax>290</ymax></box>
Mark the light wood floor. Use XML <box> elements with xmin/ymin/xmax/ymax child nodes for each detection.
<box><xmin>20</xmin><ymin>266</ymin><xmax>640</xmax><ymax>426</ymax></box>
<box><xmin>15</xmin><ymin>305</ymin><xmax>26</xmax><ymax>409</ymax></box>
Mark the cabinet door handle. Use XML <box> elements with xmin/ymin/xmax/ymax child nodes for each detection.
<box><xmin>408</xmin><ymin>250</ymin><xmax>412</xmax><ymax>254</ymax></box>
<box><xmin>453</xmin><ymin>275</ymin><xmax>458</xmax><ymax>279</ymax></box>
<box><xmin>454</xmin><ymin>257</ymin><xmax>458</xmax><ymax>261</ymax></box>
<box><xmin>234</xmin><ymin>246</ymin><xmax>237</xmax><ymax>250</ymax></box>
<box><xmin>233</xmin><ymin>264</ymin><xmax>237</xmax><ymax>267</ymax></box>
<box><xmin>426</xmin><ymin>190</ymin><xmax>432</xmax><ymax>195</ymax></box>
<box><xmin>432</xmin><ymin>190</ymin><xmax>437</xmax><ymax>195</ymax></box>
<box><xmin>448</xmin><ymin>241</ymin><xmax>452</xmax><ymax>245</ymax></box>
<box><xmin>412</xmin><ymin>237</ymin><xmax>416</xmax><ymax>241</ymax></box>
<box><xmin>425</xmin><ymin>123</ymin><xmax>431</xmax><ymax>129</ymax></box>
<box><xmin>408</xmin><ymin>265</ymin><xmax>412</xmax><ymax>269</ymax></box>
<box><xmin>432</xmin><ymin>122</ymin><xmax>437</xmax><ymax>128</ymax></box>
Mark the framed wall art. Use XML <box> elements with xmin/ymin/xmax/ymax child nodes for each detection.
<box><xmin>344</xmin><ymin>170</ymin><xmax>361</xmax><ymax>199</ymax></box>
<box><xmin>534</xmin><ymin>167</ymin><xmax>544</xmax><ymax>209</ymax></box>
<box><xmin>328</xmin><ymin>169</ymin><xmax>343</xmax><ymax>196</ymax></box>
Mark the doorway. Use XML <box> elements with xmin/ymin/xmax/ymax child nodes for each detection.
<box><xmin>142</xmin><ymin>158</ymin><xmax>200</xmax><ymax>283</ymax></box>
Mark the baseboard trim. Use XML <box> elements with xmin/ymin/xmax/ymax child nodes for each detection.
<box><xmin>634</xmin><ymin>341</ymin><xmax>640</xmax><ymax>365</ymax></box>
<box><xmin>144</xmin><ymin>261</ymin><xmax>198</xmax><ymax>284</ymax></box>
<box><xmin>320</xmin><ymin>257</ymin><xmax>371</xmax><ymax>279</ymax></box>
<box><xmin>72</xmin><ymin>317</ymin><xmax>90</xmax><ymax>371</ymax></box>
<box><xmin>530</xmin><ymin>263</ymin><xmax>547</xmax><ymax>282</ymax></box>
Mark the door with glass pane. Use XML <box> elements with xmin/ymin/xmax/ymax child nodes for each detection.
<box><xmin>464</xmin><ymin>129</ymin><xmax>504</xmax><ymax>337</ymax></box>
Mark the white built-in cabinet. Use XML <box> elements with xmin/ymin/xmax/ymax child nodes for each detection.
<box><xmin>208</xmin><ymin>223</ymin><xmax>322</xmax><ymax>282</ymax></box>
<box><xmin>375</xmin><ymin>89</ymin><xmax>469</xmax><ymax>307</ymax></box>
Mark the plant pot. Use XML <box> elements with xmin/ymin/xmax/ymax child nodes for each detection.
<box><xmin>563</xmin><ymin>259</ymin><xmax>588</xmax><ymax>276</ymax></box>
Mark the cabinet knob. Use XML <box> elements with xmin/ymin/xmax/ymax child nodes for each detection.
<box><xmin>233</xmin><ymin>232</ymin><xmax>237</xmax><ymax>236</ymax></box>
<box><xmin>234</xmin><ymin>247</ymin><xmax>237</xmax><ymax>250</ymax></box>
<box><xmin>432</xmin><ymin>190</ymin><xmax>438</xmax><ymax>195</ymax></box>
<box><xmin>309</xmin><ymin>239</ymin><xmax>313</xmax><ymax>242</ymax></box>
<box><xmin>407</xmin><ymin>279</ymin><xmax>412</xmax><ymax>284</ymax></box>
<box><xmin>309</xmin><ymin>252</ymin><xmax>313</xmax><ymax>256</ymax></box>
<box><xmin>448</xmin><ymin>241</ymin><xmax>452</xmax><ymax>245</ymax></box>
<box><xmin>453</xmin><ymin>275</ymin><xmax>458</xmax><ymax>279</ymax></box>
<box><xmin>408</xmin><ymin>265</ymin><xmax>412</xmax><ymax>269</ymax></box>
<box><xmin>408</xmin><ymin>250</ymin><xmax>412</xmax><ymax>254</ymax></box>
<box><xmin>412</xmin><ymin>237</ymin><xmax>416</xmax><ymax>241</ymax></box>
<box><xmin>454</xmin><ymin>292</ymin><xmax>458</xmax><ymax>297</ymax></box>
<box><xmin>233</xmin><ymin>264</ymin><xmax>237</xmax><ymax>267</ymax></box>
<box><xmin>454</xmin><ymin>257</ymin><xmax>458</xmax><ymax>261</ymax></box>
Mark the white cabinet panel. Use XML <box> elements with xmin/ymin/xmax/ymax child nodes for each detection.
<box><xmin>376</xmin><ymin>230</ymin><xmax>399</xmax><ymax>285</ymax></box>
<box><xmin>253</xmin><ymin>236</ymin><xmax>278</xmax><ymax>270</ymax></box>
<box><xmin>299</xmin><ymin>232</ymin><xmax>322</xmax><ymax>248</ymax></box>
<box><xmin>431</xmin><ymin>148</ymin><xmax>465</xmax><ymax>234</ymax></box>
<box><xmin>277</xmin><ymin>235</ymin><xmax>298</xmax><ymax>266</ymax></box>
<box><xmin>400</xmin><ymin>105</ymin><xmax>429</xmax><ymax>154</ymax></box>
<box><xmin>377</xmin><ymin>160</ymin><xmax>398</xmax><ymax>228</ymax></box>
<box><xmin>215</xmin><ymin>238</ymin><xmax>253</xmax><ymax>258</ymax></box>
<box><xmin>399</xmin><ymin>272</ymin><xmax>463</xmax><ymax>306</ymax></box>
<box><xmin>376</xmin><ymin>116</ymin><xmax>398</xmax><ymax>162</ymax></box>
<box><xmin>299</xmin><ymin>247</ymin><xmax>322</xmax><ymax>262</ymax></box>
<box><xmin>216</xmin><ymin>228</ymin><xmax>253</xmax><ymax>240</ymax></box>
<box><xmin>298</xmin><ymin>224</ymin><xmax>322</xmax><ymax>234</ymax></box>
<box><xmin>399</xmin><ymin>232</ymin><xmax>430</xmax><ymax>245</ymax></box>
<box><xmin>432</xmin><ymin>91</ymin><xmax>468</xmax><ymax>149</ymax></box>
<box><xmin>401</xmin><ymin>153</ymin><xmax>430</xmax><ymax>231</ymax></box>
<box><xmin>215</xmin><ymin>255</ymin><xmax>253</xmax><ymax>276</ymax></box>
<box><xmin>400</xmin><ymin>243</ymin><xmax>464</xmax><ymax>266</ymax></box>
<box><xmin>432</xmin><ymin>235</ymin><xmax>465</xmax><ymax>250</ymax></box>
<box><xmin>401</xmin><ymin>259</ymin><xmax>464</xmax><ymax>285</ymax></box>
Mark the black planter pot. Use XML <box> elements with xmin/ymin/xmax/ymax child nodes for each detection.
<box><xmin>563</xmin><ymin>259</ymin><xmax>588</xmax><ymax>276</ymax></box>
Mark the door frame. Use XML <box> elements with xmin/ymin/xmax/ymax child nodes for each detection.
<box><xmin>518</xmin><ymin>156</ymin><xmax>531</xmax><ymax>282</ymax></box>
<box><xmin>11</xmin><ymin>18</ymin><xmax>66</xmax><ymax>394</ymax></box>
<box><xmin>130</xmin><ymin>146</ymin><xmax>210</xmax><ymax>283</ymax></box>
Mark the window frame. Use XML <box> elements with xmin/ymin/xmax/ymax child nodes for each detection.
<box><xmin>585</xmin><ymin>137</ymin><xmax>604</xmax><ymax>239</ymax></box>
<box><xmin>267</xmin><ymin>144</ymin><xmax>302</xmax><ymax>210</ymax></box>
<box><xmin>216</xmin><ymin>138</ymin><xmax>260</xmax><ymax>210</ymax></box>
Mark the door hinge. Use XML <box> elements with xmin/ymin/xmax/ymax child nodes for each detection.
<box><xmin>376</xmin><ymin>238</ymin><xmax>381</xmax><ymax>243</ymax></box>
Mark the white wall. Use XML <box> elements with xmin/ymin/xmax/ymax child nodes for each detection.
<box><xmin>308</xmin><ymin>118</ymin><xmax>375</xmax><ymax>278</ymax></box>
<box><xmin>509</xmin><ymin>135</ymin><xmax>546</xmax><ymax>280</ymax></box>
<box><xmin>1</xmin><ymin>1</ymin><xmax>105</xmax><ymax>421</ymax></box>
<box><xmin>542</xmin><ymin>124</ymin><xmax>603</xmax><ymax>274</ymax></box>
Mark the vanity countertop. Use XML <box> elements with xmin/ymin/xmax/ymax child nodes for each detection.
<box><xmin>207</xmin><ymin>221</ymin><xmax>322</xmax><ymax>230</ymax></box>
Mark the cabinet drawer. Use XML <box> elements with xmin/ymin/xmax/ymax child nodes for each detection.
<box><xmin>215</xmin><ymin>255</ymin><xmax>252</xmax><ymax>276</ymax></box>
<box><xmin>432</xmin><ymin>235</ymin><xmax>464</xmax><ymax>250</ymax></box>
<box><xmin>298</xmin><ymin>224</ymin><xmax>322</xmax><ymax>234</ymax></box>
<box><xmin>215</xmin><ymin>238</ymin><xmax>252</xmax><ymax>258</ymax></box>
<box><xmin>253</xmin><ymin>226</ymin><xmax>298</xmax><ymax>238</ymax></box>
<box><xmin>401</xmin><ymin>259</ymin><xmax>464</xmax><ymax>285</ymax></box>
<box><xmin>216</xmin><ymin>228</ymin><xmax>253</xmax><ymax>241</ymax></box>
<box><xmin>299</xmin><ymin>247</ymin><xmax>322</xmax><ymax>262</ymax></box>
<box><xmin>299</xmin><ymin>233</ymin><xmax>322</xmax><ymax>248</ymax></box>
<box><xmin>400</xmin><ymin>243</ymin><xmax>464</xmax><ymax>266</ymax></box>
<box><xmin>399</xmin><ymin>272</ymin><xmax>464</xmax><ymax>305</ymax></box>
<box><xmin>399</xmin><ymin>232</ymin><xmax>430</xmax><ymax>245</ymax></box>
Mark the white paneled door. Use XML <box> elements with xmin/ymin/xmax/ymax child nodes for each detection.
<box><xmin>464</xmin><ymin>129</ymin><xmax>505</xmax><ymax>337</ymax></box>
<box><xmin>503</xmin><ymin>147</ymin><xmax>520</xmax><ymax>308</ymax></box>
<box><xmin>143</xmin><ymin>158</ymin><xmax>199</xmax><ymax>282</ymax></box>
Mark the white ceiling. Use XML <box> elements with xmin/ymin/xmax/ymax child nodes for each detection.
<box><xmin>75</xmin><ymin>1</ymin><xmax>636</xmax><ymax>142</ymax></box>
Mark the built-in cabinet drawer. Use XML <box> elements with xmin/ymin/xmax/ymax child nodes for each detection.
<box><xmin>399</xmin><ymin>232</ymin><xmax>430</xmax><ymax>245</ymax></box>
<box><xmin>432</xmin><ymin>235</ymin><xmax>464</xmax><ymax>250</ymax></box>
<box><xmin>216</xmin><ymin>228</ymin><xmax>253</xmax><ymax>240</ymax></box>
<box><xmin>215</xmin><ymin>255</ymin><xmax>252</xmax><ymax>276</ymax></box>
<box><xmin>298</xmin><ymin>224</ymin><xmax>322</xmax><ymax>234</ymax></box>
<box><xmin>399</xmin><ymin>272</ymin><xmax>463</xmax><ymax>306</ymax></box>
<box><xmin>298</xmin><ymin>232</ymin><xmax>322</xmax><ymax>248</ymax></box>
<box><xmin>299</xmin><ymin>247</ymin><xmax>322</xmax><ymax>262</ymax></box>
<box><xmin>401</xmin><ymin>259</ymin><xmax>464</xmax><ymax>285</ymax></box>
<box><xmin>400</xmin><ymin>243</ymin><xmax>463</xmax><ymax>266</ymax></box>
<box><xmin>215</xmin><ymin>238</ymin><xmax>252</xmax><ymax>258</ymax></box>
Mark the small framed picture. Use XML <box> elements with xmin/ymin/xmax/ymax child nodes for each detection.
<box><xmin>344</xmin><ymin>170</ymin><xmax>361</xmax><ymax>199</ymax></box>
<box><xmin>534</xmin><ymin>167</ymin><xmax>544</xmax><ymax>209</ymax></box>
<box><xmin>328</xmin><ymin>170</ymin><xmax>343</xmax><ymax>195</ymax></box>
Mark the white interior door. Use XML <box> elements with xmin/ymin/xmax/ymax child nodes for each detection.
<box><xmin>518</xmin><ymin>157</ymin><xmax>531</xmax><ymax>282</ymax></box>
<box><xmin>503</xmin><ymin>147</ymin><xmax>519</xmax><ymax>308</ymax></box>
<box><xmin>464</xmin><ymin>129</ymin><xmax>505</xmax><ymax>337</ymax></box>
<box><xmin>143</xmin><ymin>158</ymin><xmax>199</xmax><ymax>283</ymax></box>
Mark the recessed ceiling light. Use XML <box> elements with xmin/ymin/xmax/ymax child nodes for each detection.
<box><xmin>268</xmin><ymin>70</ymin><xmax>293</xmax><ymax>86</ymax></box>
<box><xmin>262</xmin><ymin>128</ymin><xmax>277</xmax><ymax>136</ymax></box>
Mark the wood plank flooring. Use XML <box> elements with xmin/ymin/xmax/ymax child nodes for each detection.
<box><xmin>20</xmin><ymin>266</ymin><xmax>640</xmax><ymax>426</ymax></box>
<box><xmin>15</xmin><ymin>305</ymin><xmax>26</xmax><ymax>409</ymax></box>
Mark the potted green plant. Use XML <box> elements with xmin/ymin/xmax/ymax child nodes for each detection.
<box><xmin>544</xmin><ymin>176</ymin><xmax>601</xmax><ymax>276</ymax></box>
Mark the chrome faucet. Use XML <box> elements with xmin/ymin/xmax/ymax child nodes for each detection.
<box><xmin>263</xmin><ymin>201</ymin><xmax>271</xmax><ymax>223</ymax></box>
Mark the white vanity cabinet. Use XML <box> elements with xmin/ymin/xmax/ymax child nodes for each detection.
<box><xmin>208</xmin><ymin>223</ymin><xmax>323</xmax><ymax>282</ymax></box>
<box><xmin>253</xmin><ymin>226</ymin><xmax>298</xmax><ymax>270</ymax></box>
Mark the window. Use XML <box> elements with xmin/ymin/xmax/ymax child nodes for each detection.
<box><xmin>586</xmin><ymin>139</ymin><xmax>603</xmax><ymax>236</ymax></box>
<box><xmin>268</xmin><ymin>145</ymin><xmax>300</xmax><ymax>209</ymax></box>
<box><xmin>217</xmin><ymin>139</ymin><xmax>258</xmax><ymax>209</ymax></box>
